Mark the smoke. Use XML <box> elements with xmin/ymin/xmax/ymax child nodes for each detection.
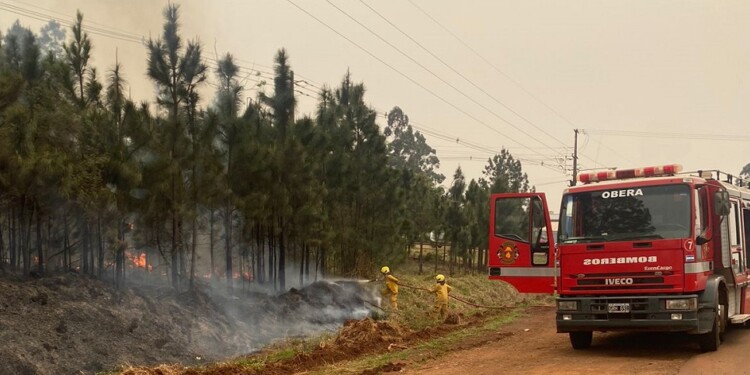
<box><xmin>186</xmin><ymin>277</ymin><xmax>380</xmax><ymax>358</ymax></box>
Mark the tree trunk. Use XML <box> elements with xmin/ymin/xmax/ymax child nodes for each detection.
<box><xmin>255</xmin><ymin>223</ymin><xmax>264</xmax><ymax>284</ymax></box>
<box><xmin>179</xmin><ymin>219</ymin><xmax>186</xmax><ymax>283</ymax></box>
<box><xmin>24</xmin><ymin>201</ymin><xmax>34</xmax><ymax>274</ymax></box>
<box><xmin>419</xmin><ymin>241</ymin><xmax>424</xmax><ymax>275</ymax></box>
<box><xmin>0</xmin><ymin>214</ymin><xmax>4</xmax><ymax>272</ymax></box>
<box><xmin>434</xmin><ymin>243</ymin><xmax>438</xmax><ymax>273</ymax></box>
<box><xmin>278</xmin><ymin>216</ymin><xmax>286</xmax><ymax>291</ymax></box>
<box><xmin>224</xmin><ymin>202</ymin><xmax>233</xmax><ymax>290</ymax></box>
<box><xmin>116</xmin><ymin>223</ymin><xmax>124</xmax><ymax>288</ymax></box>
<box><xmin>209</xmin><ymin>209</ymin><xmax>215</xmax><ymax>279</ymax></box>
<box><xmin>19</xmin><ymin>200</ymin><xmax>27</xmax><ymax>273</ymax></box>
<box><xmin>35</xmin><ymin>202</ymin><xmax>43</xmax><ymax>275</ymax></box>
<box><xmin>171</xmin><ymin>212</ymin><xmax>179</xmax><ymax>290</ymax></box>
<box><xmin>9</xmin><ymin>205</ymin><xmax>16</xmax><ymax>271</ymax></box>
<box><xmin>189</xmin><ymin>215</ymin><xmax>197</xmax><ymax>290</ymax></box>
<box><xmin>88</xmin><ymin>220</ymin><xmax>95</xmax><ymax>275</ymax></box>
<box><xmin>64</xmin><ymin>214</ymin><xmax>70</xmax><ymax>271</ymax></box>
<box><xmin>304</xmin><ymin>243</ymin><xmax>310</xmax><ymax>282</ymax></box>
<box><xmin>97</xmin><ymin>215</ymin><xmax>104</xmax><ymax>277</ymax></box>
<box><xmin>156</xmin><ymin>227</ymin><xmax>165</xmax><ymax>282</ymax></box>
<box><xmin>319</xmin><ymin>245</ymin><xmax>325</xmax><ymax>280</ymax></box>
<box><xmin>81</xmin><ymin>217</ymin><xmax>88</xmax><ymax>274</ymax></box>
<box><xmin>268</xmin><ymin>222</ymin><xmax>275</xmax><ymax>288</ymax></box>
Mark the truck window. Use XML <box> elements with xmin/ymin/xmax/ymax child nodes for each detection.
<box><xmin>728</xmin><ymin>201</ymin><xmax>743</xmax><ymax>273</ymax></box>
<box><xmin>494</xmin><ymin>197</ymin><xmax>530</xmax><ymax>243</ymax></box>
<box><xmin>559</xmin><ymin>184</ymin><xmax>691</xmax><ymax>243</ymax></box>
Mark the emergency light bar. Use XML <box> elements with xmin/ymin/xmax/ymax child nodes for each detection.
<box><xmin>578</xmin><ymin>164</ymin><xmax>682</xmax><ymax>183</ymax></box>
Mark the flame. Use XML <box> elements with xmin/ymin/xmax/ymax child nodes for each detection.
<box><xmin>231</xmin><ymin>272</ymin><xmax>253</xmax><ymax>281</ymax></box>
<box><xmin>125</xmin><ymin>251</ymin><xmax>152</xmax><ymax>272</ymax></box>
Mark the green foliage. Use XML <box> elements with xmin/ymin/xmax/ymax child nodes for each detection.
<box><xmin>0</xmin><ymin>8</ymin><xmax>534</xmax><ymax>289</ymax></box>
<box><xmin>483</xmin><ymin>147</ymin><xmax>531</xmax><ymax>194</ymax></box>
<box><xmin>63</xmin><ymin>11</ymin><xmax>91</xmax><ymax>107</ymax></box>
<box><xmin>385</xmin><ymin>106</ymin><xmax>444</xmax><ymax>184</ymax></box>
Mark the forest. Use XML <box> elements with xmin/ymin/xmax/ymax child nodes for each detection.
<box><xmin>0</xmin><ymin>4</ymin><xmax>532</xmax><ymax>292</ymax></box>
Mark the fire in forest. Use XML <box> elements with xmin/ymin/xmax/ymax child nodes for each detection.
<box><xmin>125</xmin><ymin>251</ymin><xmax>152</xmax><ymax>272</ymax></box>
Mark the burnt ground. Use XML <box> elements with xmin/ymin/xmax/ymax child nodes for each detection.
<box><xmin>11</xmin><ymin>265</ymin><xmax>739</xmax><ymax>375</ymax></box>
<box><xmin>0</xmin><ymin>268</ymin><xmax>380</xmax><ymax>375</ymax></box>
<box><xmin>120</xmin><ymin>306</ymin><xmax>512</xmax><ymax>375</ymax></box>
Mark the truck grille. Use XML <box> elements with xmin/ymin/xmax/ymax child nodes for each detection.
<box><xmin>570</xmin><ymin>272</ymin><xmax>668</xmax><ymax>291</ymax></box>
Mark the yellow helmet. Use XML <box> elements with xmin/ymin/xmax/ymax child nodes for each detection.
<box><xmin>381</xmin><ymin>266</ymin><xmax>390</xmax><ymax>274</ymax></box>
<box><xmin>436</xmin><ymin>274</ymin><xmax>445</xmax><ymax>282</ymax></box>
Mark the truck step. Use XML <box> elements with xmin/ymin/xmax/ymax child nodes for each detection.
<box><xmin>730</xmin><ymin>314</ymin><xmax>750</xmax><ymax>324</ymax></box>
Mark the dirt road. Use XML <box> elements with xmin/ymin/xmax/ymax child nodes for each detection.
<box><xmin>404</xmin><ymin>306</ymin><xmax>749</xmax><ymax>375</ymax></box>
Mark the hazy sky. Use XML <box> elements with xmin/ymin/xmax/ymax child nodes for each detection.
<box><xmin>2</xmin><ymin>0</ymin><xmax>749</xmax><ymax>208</ymax></box>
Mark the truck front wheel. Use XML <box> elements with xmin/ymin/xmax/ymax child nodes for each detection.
<box><xmin>698</xmin><ymin>307</ymin><xmax>720</xmax><ymax>352</ymax></box>
<box><xmin>569</xmin><ymin>331</ymin><xmax>592</xmax><ymax>349</ymax></box>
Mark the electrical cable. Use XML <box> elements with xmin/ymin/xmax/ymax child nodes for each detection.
<box><xmin>405</xmin><ymin>0</ymin><xmax>605</xmax><ymax>169</ymax></box>
<box><xmin>325</xmin><ymin>0</ymin><xmax>564</xmax><ymax>160</ymax></box>
<box><xmin>286</xmin><ymin>0</ymin><xmax>565</xmax><ymax>161</ymax></box>
<box><xmin>358</xmin><ymin>0</ymin><xmax>570</xmax><ymax>151</ymax></box>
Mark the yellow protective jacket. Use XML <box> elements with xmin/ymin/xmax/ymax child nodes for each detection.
<box><xmin>430</xmin><ymin>283</ymin><xmax>452</xmax><ymax>304</ymax></box>
<box><xmin>385</xmin><ymin>274</ymin><xmax>399</xmax><ymax>294</ymax></box>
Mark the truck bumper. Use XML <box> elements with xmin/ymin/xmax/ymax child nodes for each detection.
<box><xmin>556</xmin><ymin>295</ymin><xmax>701</xmax><ymax>333</ymax></box>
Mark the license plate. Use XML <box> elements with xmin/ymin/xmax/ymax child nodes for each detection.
<box><xmin>608</xmin><ymin>303</ymin><xmax>630</xmax><ymax>313</ymax></box>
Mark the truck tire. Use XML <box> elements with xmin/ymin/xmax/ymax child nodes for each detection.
<box><xmin>569</xmin><ymin>331</ymin><xmax>592</xmax><ymax>350</ymax></box>
<box><xmin>698</xmin><ymin>308</ymin><xmax>720</xmax><ymax>352</ymax></box>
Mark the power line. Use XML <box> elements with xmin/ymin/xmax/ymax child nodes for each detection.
<box><xmin>358</xmin><ymin>0</ymin><xmax>570</xmax><ymax>151</ymax></box>
<box><xmin>286</xmin><ymin>0</ymin><xmax>563</xmax><ymax>164</ymax></box>
<box><xmin>579</xmin><ymin>131</ymin><xmax>634</xmax><ymax>169</ymax></box>
<box><xmin>4</xmin><ymin>0</ymin><xmax>567</xmax><ymax>178</ymax></box>
<box><xmin>405</xmin><ymin>0</ymin><xmax>603</xmax><ymax>168</ymax></box>
<box><xmin>0</xmin><ymin>1</ymin><xmax>322</xmax><ymax>101</ymax></box>
<box><xmin>0</xmin><ymin>2</ymin><xmax>142</xmax><ymax>43</ymax></box>
<box><xmin>325</xmin><ymin>0</ymin><xmax>563</xmax><ymax>161</ymax></box>
<box><xmin>376</xmin><ymin>113</ymin><xmax>563</xmax><ymax>174</ymax></box>
<box><xmin>405</xmin><ymin>0</ymin><xmax>581</xmax><ymax>133</ymax></box>
<box><xmin>584</xmin><ymin>129</ymin><xmax>750</xmax><ymax>142</ymax></box>
<box><xmin>5</xmin><ymin>0</ymin><xmax>323</xmax><ymax>93</ymax></box>
<box><xmin>2</xmin><ymin>0</ymin><xmax>505</xmax><ymax>162</ymax></box>
<box><xmin>7</xmin><ymin>0</ymin><xmax>143</xmax><ymax>39</ymax></box>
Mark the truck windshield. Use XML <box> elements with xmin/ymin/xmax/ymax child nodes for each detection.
<box><xmin>558</xmin><ymin>184</ymin><xmax>691</xmax><ymax>243</ymax></box>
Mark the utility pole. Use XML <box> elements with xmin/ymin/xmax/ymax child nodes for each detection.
<box><xmin>571</xmin><ymin>129</ymin><xmax>579</xmax><ymax>186</ymax></box>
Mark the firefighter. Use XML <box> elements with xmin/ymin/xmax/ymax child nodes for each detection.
<box><xmin>380</xmin><ymin>266</ymin><xmax>399</xmax><ymax>310</ymax></box>
<box><xmin>430</xmin><ymin>274</ymin><xmax>453</xmax><ymax>320</ymax></box>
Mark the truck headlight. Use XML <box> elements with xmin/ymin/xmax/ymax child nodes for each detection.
<box><xmin>665</xmin><ymin>298</ymin><xmax>697</xmax><ymax>310</ymax></box>
<box><xmin>558</xmin><ymin>301</ymin><xmax>578</xmax><ymax>311</ymax></box>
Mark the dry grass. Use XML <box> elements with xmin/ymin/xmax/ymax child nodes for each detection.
<box><xmin>115</xmin><ymin>255</ymin><xmax>553</xmax><ymax>374</ymax></box>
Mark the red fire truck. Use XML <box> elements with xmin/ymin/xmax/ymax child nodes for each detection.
<box><xmin>489</xmin><ymin>164</ymin><xmax>750</xmax><ymax>352</ymax></box>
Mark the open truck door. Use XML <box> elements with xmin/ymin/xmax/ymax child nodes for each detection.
<box><xmin>488</xmin><ymin>193</ymin><xmax>557</xmax><ymax>293</ymax></box>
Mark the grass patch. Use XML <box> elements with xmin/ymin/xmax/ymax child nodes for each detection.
<box><xmin>119</xmin><ymin>256</ymin><xmax>555</xmax><ymax>374</ymax></box>
<box><xmin>309</xmin><ymin>310</ymin><xmax>522</xmax><ymax>375</ymax></box>
<box><xmin>235</xmin><ymin>347</ymin><xmax>299</xmax><ymax>370</ymax></box>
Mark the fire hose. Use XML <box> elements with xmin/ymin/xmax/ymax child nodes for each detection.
<box><xmin>395</xmin><ymin>281</ymin><xmax>509</xmax><ymax>310</ymax></box>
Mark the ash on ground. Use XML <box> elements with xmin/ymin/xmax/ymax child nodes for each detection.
<box><xmin>0</xmin><ymin>271</ymin><xmax>379</xmax><ymax>375</ymax></box>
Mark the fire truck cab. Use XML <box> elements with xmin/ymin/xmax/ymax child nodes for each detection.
<box><xmin>488</xmin><ymin>164</ymin><xmax>750</xmax><ymax>352</ymax></box>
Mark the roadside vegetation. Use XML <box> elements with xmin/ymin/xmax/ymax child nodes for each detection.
<box><xmin>0</xmin><ymin>3</ymin><xmax>532</xmax><ymax>292</ymax></box>
<box><xmin>2</xmin><ymin>4</ymin><xmax>541</xmax><ymax>374</ymax></box>
<box><xmin>119</xmin><ymin>255</ymin><xmax>553</xmax><ymax>375</ymax></box>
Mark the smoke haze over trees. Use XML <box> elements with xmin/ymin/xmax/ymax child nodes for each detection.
<box><xmin>0</xmin><ymin>4</ymin><xmax>535</xmax><ymax>289</ymax></box>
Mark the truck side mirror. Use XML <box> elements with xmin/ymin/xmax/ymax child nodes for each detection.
<box><xmin>714</xmin><ymin>190</ymin><xmax>730</xmax><ymax>216</ymax></box>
